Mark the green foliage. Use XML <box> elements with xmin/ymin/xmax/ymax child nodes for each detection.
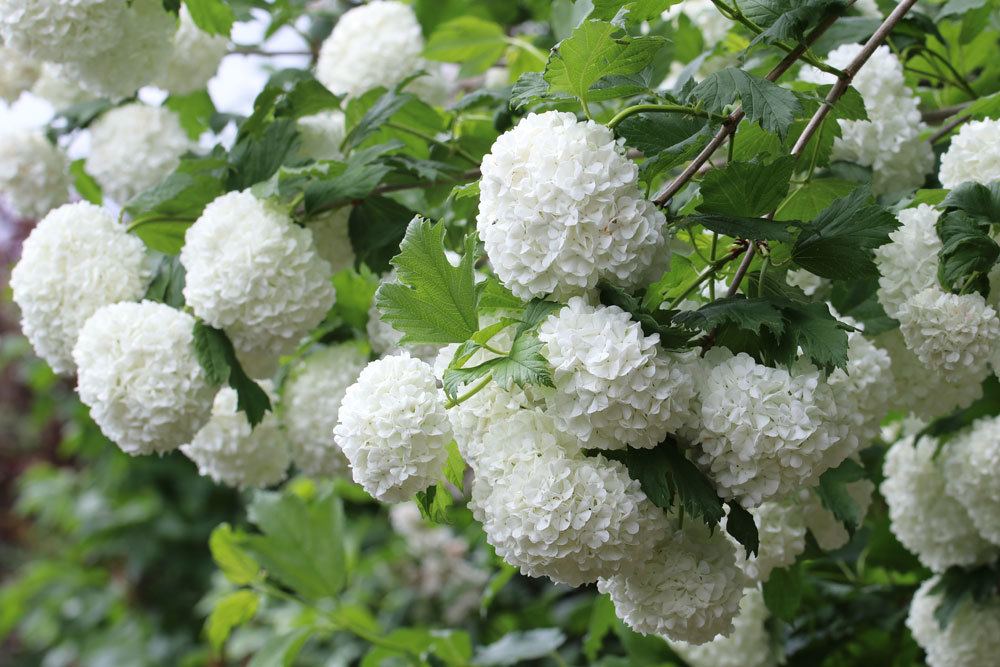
<box><xmin>741</xmin><ymin>0</ymin><xmax>849</xmax><ymax>46</ymax></box>
<box><xmin>472</xmin><ymin>628</ymin><xmax>567</xmax><ymax>666</ymax></box>
<box><xmin>329</xmin><ymin>266</ymin><xmax>379</xmax><ymax>330</ymax></box>
<box><xmin>206</xmin><ymin>590</ymin><xmax>259</xmax><ymax>652</ymax></box>
<box><xmin>815</xmin><ymin>458</ymin><xmax>868</xmax><ymax>533</ymax></box>
<box><xmin>929</xmin><ymin>563</ymin><xmax>1000</xmax><ymax>628</ymax></box>
<box><xmin>698</xmin><ymin>156</ymin><xmax>797</xmax><ymax>217</ymax></box>
<box><xmin>425</xmin><ymin>16</ymin><xmax>508</xmax><ymax>75</ymax></box>
<box><xmin>915</xmin><ymin>374</ymin><xmax>1000</xmax><ymax>447</ymax></box>
<box><xmin>192</xmin><ymin>322</ymin><xmax>273</xmax><ymax>427</ymax></box>
<box><xmin>936</xmin><ymin>211</ymin><xmax>999</xmax><ymax>294</ymax></box>
<box><xmin>674</xmin><ymin>295</ymin><xmax>785</xmax><ymax>336</ymax></box>
<box><xmin>182</xmin><ymin>0</ymin><xmax>235</xmax><ymax>36</ymax></box>
<box><xmin>347</xmin><ymin>195</ymin><xmax>416</xmax><ymax>274</ymax></box>
<box><xmin>69</xmin><ymin>159</ymin><xmax>102</xmax><ymax>205</ymax></box>
<box><xmin>763</xmin><ymin>565</ymin><xmax>803</xmax><ymax>621</ymax></box>
<box><xmin>688</xmin><ymin>68</ymin><xmax>802</xmax><ymax>137</ymax></box>
<box><xmin>143</xmin><ymin>253</ymin><xmax>186</xmax><ymax>308</ymax></box>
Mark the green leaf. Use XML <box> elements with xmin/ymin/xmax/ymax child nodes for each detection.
<box><xmin>416</xmin><ymin>483</ymin><xmax>454</xmax><ymax>523</ymax></box>
<box><xmin>206</xmin><ymin>590</ymin><xmax>259</xmax><ymax>652</ymax></box>
<box><xmin>348</xmin><ymin>196</ymin><xmax>416</xmax><ymax>274</ymax></box>
<box><xmin>245</xmin><ymin>490</ymin><xmax>347</xmax><ymax>601</ymax></box>
<box><xmin>688</xmin><ymin>214</ymin><xmax>801</xmax><ymax>241</ymax></box>
<box><xmin>143</xmin><ymin>253</ymin><xmax>187</xmax><ymax>308</ymax></box>
<box><xmin>431</xmin><ymin>630</ymin><xmax>474</xmax><ymax>666</ymax></box>
<box><xmin>228</xmin><ymin>118</ymin><xmax>300</xmax><ymax>190</ymax></box>
<box><xmin>544</xmin><ymin>20</ymin><xmax>666</xmax><ymax>107</ymax></box>
<box><xmin>941</xmin><ymin>180</ymin><xmax>1000</xmax><ymax>222</ymax></box>
<box><xmin>209</xmin><ymin>524</ymin><xmax>261</xmax><ymax>585</ymax></box>
<box><xmin>183</xmin><ymin>0</ymin><xmax>235</xmax><ymax>36</ymax></box>
<box><xmin>775</xmin><ymin>178</ymin><xmax>856</xmax><ymax>221</ymax></box>
<box><xmin>936</xmin><ymin>211</ymin><xmax>1000</xmax><ymax>294</ymax></box>
<box><xmin>443</xmin><ymin>440</ymin><xmax>467</xmax><ymax>490</ymax></box>
<box><xmin>673</xmin><ymin>296</ymin><xmax>786</xmax><ymax>336</ymax></box>
<box><xmin>69</xmin><ymin>159</ymin><xmax>102</xmax><ymax>204</ymax></box>
<box><xmin>511</xmin><ymin>71</ymin><xmax>558</xmax><ymax>109</ymax></box>
<box><xmin>815</xmin><ymin>458</ymin><xmax>868</xmax><ymax>532</ymax></box>
<box><xmin>329</xmin><ymin>265</ymin><xmax>379</xmax><ymax>330</ymax></box>
<box><xmin>725</xmin><ymin>502</ymin><xmax>760</xmax><ymax>557</ymax></box>
<box><xmin>126</xmin><ymin>157</ymin><xmax>226</xmax><ymax>220</ymax></box>
<box><xmin>929</xmin><ymin>563</ymin><xmax>1000</xmax><ymax>629</ymax></box>
<box><xmin>762</xmin><ymin>565</ymin><xmax>802</xmax><ymax>621</ymax></box>
<box><xmin>473</xmin><ymin>629</ymin><xmax>567</xmax><ymax>666</ymax></box>
<box><xmin>698</xmin><ymin>156</ymin><xmax>797</xmax><ymax>218</ymax></box>
<box><xmin>247</xmin><ymin>629</ymin><xmax>313</xmax><ymax>667</ymax></box>
<box><xmin>479</xmin><ymin>278</ymin><xmax>525</xmax><ymax>312</ymax></box>
<box><xmin>165</xmin><ymin>90</ymin><xmax>217</xmax><ymax>139</ymax></box>
<box><xmin>740</xmin><ymin>0</ymin><xmax>848</xmax><ymax>46</ymax></box>
<box><xmin>590</xmin><ymin>0</ymin><xmax>680</xmax><ymax>21</ymax></box>
<box><xmin>773</xmin><ymin>299</ymin><xmax>850</xmax><ymax>373</ymax></box>
<box><xmin>343</xmin><ymin>88</ymin><xmax>415</xmax><ymax>150</ymax></box>
<box><xmin>687</xmin><ymin>68</ymin><xmax>801</xmax><ymax>137</ymax></box>
<box><xmin>584</xmin><ymin>595</ymin><xmax>617</xmax><ymax>661</ymax></box>
<box><xmin>192</xmin><ymin>322</ymin><xmax>273</xmax><ymax>426</ymax></box>
<box><xmin>442</xmin><ymin>332</ymin><xmax>554</xmax><ymax>398</ymax></box>
<box><xmin>791</xmin><ymin>186</ymin><xmax>898</xmax><ymax>280</ymax></box>
<box><xmin>302</xmin><ymin>149</ymin><xmax>396</xmax><ymax>214</ymax></box>
<box><xmin>425</xmin><ymin>16</ymin><xmax>508</xmax><ymax>75</ymax></box>
<box><xmin>376</xmin><ymin>219</ymin><xmax>480</xmax><ymax>344</ymax></box>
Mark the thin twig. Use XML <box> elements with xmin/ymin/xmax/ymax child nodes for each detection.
<box><xmin>921</xmin><ymin>103</ymin><xmax>971</xmax><ymax>124</ymax></box>
<box><xmin>930</xmin><ymin>114</ymin><xmax>970</xmax><ymax>143</ymax></box>
<box><xmin>229</xmin><ymin>45</ymin><xmax>313</xmax><ymax>57</ymax></box>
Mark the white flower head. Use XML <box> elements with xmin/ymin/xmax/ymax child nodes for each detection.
<box><xmin>30</xmin><ymin>63</ymin><xmax>92</xmax><ymax>108</ymax></box>
<box><xmin>538</xmin><ymin>297</ymin><xmax>698</xmax><ymax>450</ymax></box>
<box><xmin>444</xmin><ymin>381</ymin><xmax>540</xmax><ymax>470</ymax></box>
<box><xmin>478</xmin><ymin>111</ymin><xmax>668</xmax><ymax>299</ymax></box>
<box><xmin>181</xmin><ymin>190</ymin><xmax>336</xmax><ymax>379</ymax></box>
<box><xmin>0</xmin><ymin>127</ymin><xmax>69</xmax><ymax>220</ymax></box>
<box><xmin>181</xmin><ymin>383</ymin><xmax>289</xmax><ymax>489</ymax></box>
<box><xmin>785</xmin><ymin>268</ymin><xmax>826</xmax><ymax>296</ymax></box>
<box><xmin>742</xmin><ymin>496</ymin><xmax>806</xmax><ymax>583</ymax></box>
<box><xmin>907</xmin><ymin>576</ymin><xmax>1000</xmax><ymax>667</ymax></box>
<box><xmin>297</xmin><ymin>111</ymin><xmax>347</xmax><ymax>162</ymax></box>
<box><xmin>875</xmin><ymin>204</ymin><xmax>942</xmax><ymax>319</ymax></box>
<box><xmin>86</xmin><ymin>103</ymin><xmax>192</xmax><ymax>203</ymax></box>
<box><xmin>939</xmin><ymin>118</ymin><xmax>1000</xmax><ymax>189</ymax></box>
<box><xmin>662</xmin><ymin>0</ymin><xmax>731</xmax><ymax>44</ymax></box>
<box><xmin>307</xmin><ymin>206</ymin><xmax>355</xmax><ymax>272</ymax></box>
<box><xmin>72</xmin><ymin>301</ymin><xmax>216</xmax><ymax>456</ymax></box>
<box><xmin>59</xmin><ymin>0</ymin><xmax>177</xmax><ymax>100</ymax></box>
<box><xmin>799</xmin><ymin>44</ymin><xmax>933</xmax><ymax>195</ymax></box>
<box><xmin>941</xmin><ymin>415</ymin><xmax>1000</xmax><ymax>547</ymax></box>
<box><xmin>897</xmin><ymin>287</ymin><xmax>999</xmax><ymax>383</ymax></box>
<box><xmin>693</xmin><ymin>349</ymin><xmax>842</xmax><ymax>507</ymax></box>
<box><xmin>0</xmin><ymin>44</ymin><xmax>39</xmax><ymax>102</ymax></box>
<box><xmin>0</xmin><ymin>0</ymin><xmax>125</xmax><ymax>62</ymax></box>
<box><xmin>280</xmin><ymin>342</ymin><xmax>369</xmax><ymax>477</ymax></box>
<box><xmin>668</xmin><ymin>587</ymin><xmax>777</xmax><ymax>667</ymax></box>
<box><xmin>11</xmin><ymin>203</ymin><xmax>151</xmax><ymax>374</ymax></box>
<box><xmin>881</xmin><ymin>435</ymin><xmax>998</xmax><ymax>572</ymax></box>
<box><xmin>154</xmin><ymin>6</ymin><xmax>228</xmax><ymax>95</ymax></box>
<box><xmin>598</xmin><ymin>518</ymin><xmax>747</xmax><ymax>644</ymax></box>
<box><xmin>334</xmin><ymin>353</ymin><xmax>452</xmax><ymax>502</ymax></box>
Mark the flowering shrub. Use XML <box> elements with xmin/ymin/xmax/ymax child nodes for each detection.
<box><xmin>3</xmin><ymin>0</ymin><xmax>1000</xmax><ymax>665</ymax></box>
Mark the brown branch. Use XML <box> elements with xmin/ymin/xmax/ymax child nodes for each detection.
<box><xmin>922</xmin><ymin>102</ymin><xmax>971</xmax><ymax>124</ymax></box>
<box><xmin>930</xmin><ymin>114</ymin><xmax>969</xmax><ymax>143</ymax></box>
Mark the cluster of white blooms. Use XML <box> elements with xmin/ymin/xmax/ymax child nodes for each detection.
<box><xmin>181</xmin><ymin>384</ymin><xmax>289</xmax><ymax>489</ymax></box>
<box><xmin>663</xmin><ymin>0</ymin><xmax>731</xmax><ymax>44</ymax></box>
<box><xmin>668</xmin><ymin>587</ymin><xmax>777</xmax><ymax>667</ymax></box>
<box><xmin>692</xmin><ymin>348</ymin><xmax>841</xmax><ymax>507</ymax></box>
<box><xmin>10</xmin><ymin>203</ymin><xmax>151</xmax><ymax>374</ymax></box>
<box><xmin>478</xmin><ymin>111</ymin><xmax>667</xmax><ymax>299</ymax></box>
<box><xmin>784</xmin><ymin>268</ymin><xmax>827</xmax><ymax>296</ymax></box>
<box><xmin>941</xmin><ymin>415</ymin><xmax>1000</xmax><ymax>546</ymax></box>
<box><xmin>896</xmin><ymin>288</ymin><xmax>999</xmax><ymax>383</ymax></box>
<box><xmin>742</xmin><ymin>497</ymin><xmax>807</xmax><ymax>583</ymax></box>
<box><xmin>875</xmin><ymin>205</ymin><xmax>941</xmax><ymax>320</ymax></box>
<box><xmin>0</xmin><ymin>44</ymin><xmax>38</xmax><ymax>102</ymax></box>
<box><xmin>939</xmin><ymin>119</ymin><xmax>1000</xmax><ymax>189</ymax></box>
<box><xmin>181</xmin><ymin>191</ymin><xmax>336</xmax><ymax>379</ymax></box>
<box><xmin>0</xmin><ymin>0</ymin><xmax>125</xmax><ymax>62</ymax></box>
<box><xmin>445</xmin><ymin>382</ymin><xmax>539</xmax><ymax>469</ymax></box>
<box><xmin>72</xmin><ymin>301</ymin><xmax>216</xmax><ymax>456</ymax></box>
<box><xmin>908</xmin><ymin>577</ymin><xmax>1000</xmax><ymax>667</ymax></box>
<box><xmin>0</xmin><ymin>128</ymin><xmax>69</xmax><ymax>219</ymax></box>
<box><xmin>86</xmin><ymin>103</ymin><xmax>192</xmax><ymax>203</ymax></box>
<box><xmin>470</xmin><ymin>411</ymin><xmax>663</xmax><ymax>586</ymax></box>
<box><xmin>598</xmin><ymin>518</ymin><xmax>746</xmax><ymax>644</ymax></box>
<box><xmin>802</xmin><ymin>479</ymin><xmax>875</xmax><ymax>551</ymax></box>
<box><xmin>799</xmin><ymin>44</ymin><xmax>933</xmax><ymax>195</ymax></box>
<box><xmin>30</xmin><ymin>63</ymin><xmax>92</xmax><ymax>108</ymax></box>
<box><xmin>316</xmin><ymin>1</ymin><xmax>433</xmax><ymax>99</ymax></box>
<box><xmin>881</xmin><ymin>435</ymin><xmax>998</xmax><ymax>572</ymax></box>
<box><xmin>59</xmin><ymin>0</ymin><xmax>176</xmax><ymax>100</ymax></box>
<box><xmin>307</xmin><ymin>207</ymin><xmax>355</xmax><ymax>272</ymax></box>
<box><xmin>280</xmin><ymin>343</ymin><xmax>369</xmax><ymax>477</ymax></box>
<box><xmin>297</xmin><ymin>111</ymin><xmax>347</xmax><ymax>162</ymax></box>
<box><xmin>537</xmin><ymin>298</ymin><xmax>698</xmax><ymax>450</ymax></box>
<box><xmin>154</xmin><ymin>7</ymin><xmax>228</xmax><ymax>95</ymax></box>
<box><xmin>334</xmin><ymin>353</ymin><xmax>452</xmax><ymax>502</ymax></box>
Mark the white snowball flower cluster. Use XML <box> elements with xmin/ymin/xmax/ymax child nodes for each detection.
<box><xmin>907</xmin><ymin>577</ymin><xmax>1000</xmax><ymax>667</ymax></box>
<box><xmin>11</xmin><ymin>203</ymin><xmax>151</xmax><ymax>374</ymax></box>
<box><xmin>154</xmin><ymin>7</ymin><xmax>228</xmax><ymax>95</ymax></box>
<box><xmin>307</xmin><ymin>207</ymin><xmax>355</xmax><ymax>272</ymax></box>
<box><xmin>86</xmin><ymin>103</ymin><xmax>192</xmax><ymax>203</ymax></box>
<box><xmin>30</xmin><ymin>63</ymin><xmax>92</xmax><ymax>108</ymax></box>
<box><xmin>181</xmin><ymin>191</ymin><xmax>336</xmax><ymax>379</ymax></box>
<box><xmin>875</xmin><ymin>204</ymin><xmax>941</xmax><ymax>319</ymax></box>
<box><xmin>939</xmin><ymin>119</ymin><xmax>1000</xmax><ymax>189</ymax></box>
<box><xmin>470</xmin><ymin>410</ymin><xmax>665</xmax><ymax>586</ymax></box>
<box><xmin>801</xmin><ymin>479</ymin><xmax>875</xmax><ymax>551</ymax></box>
<box><xmin>0</xmin><ymin>0</ymin><xmax>125</xmax><ymax>62</ymax></box>
<box><xmin>663</xmin><ymin>0</ymin><xmax>731</xmax><ymax>44</ymax></box>
<box><xmin>784</xmin><ymin>268</ymin><xmax>826</xmax><ymax>296</ymax></box>
<box><xmin>445</xmin><ymin>381</ymin><xmax>538</xmax><ymax>469</ymax></box>
<box><xmin>181</xmin><ymin>384</ymin><xmax>289</xmax><ymax>489</ymax></box>
<box><xmin>59</xmin><ymin>0</ymin><xmax>176</xmax><ymax>100</ymax></box>
<box><xmin>799</xmin><ymin>44</ymin><xmax>933</xmax><ymax>195</ymax></box>
<box><xmin>537</xmin><ymin>298</ymin><xmax>698</xmax><ymax>450</ymax></box>
<box><xmin>668</xmin><ymin>587</ymin><xmax>776</xmax><ymax>667</ymax></box>
<box><xmin>598</xmin><ymin>518</ymin><xmax>747</xmax><ymax>644</ymax></box>
<box><xmin>896</xmin><ymin>287</ymin><xmax>999</xmax><ymax>383</ymax></box>
<box><xmin>742</xmin><ymin>497</ymin><xmax>807</xmax><ymax>583</ymax></box>
<box><xmin>72</xmin><ymin>301</ymin><xmax>216</xmax><ymax>456</ymax></box>
<box><xmin>297</xmin><ymin>111</ymin><xmax>347</xmax><ymax>162</ymax></box>
<box><xmin>941</xmin><ymin>415</ymin><xmax>1000</xmax><ymax>546</ymax></box>
<box><xmin>881</xmin><ymin>435</ymin><xmax>998</xmax><ymax>572</ymax></box>
<box><xmin>334</xmin><ymin>353</ymin><xmax>451</xmax><ymax>502</ymax></box>
<box><xmin>0</xmin><ymin>44</ymin><xmax>38</xmax><ymax>102</ymax></box>
<box><xmin>280</xmin><ymin>342</ymin><xmax>369</xmax><ymax>477</ymax></box>
<box><xmin>877</xmin><ymin>329</ymin><xmax>983</xmax><ymax>420</ymax></box>
<box><xmin>316</xmin><ymin>1</ymin><xmax>430</xmax><ymax>99</ymax></box>
<box><xmin>0</xmin><ymin>128</ymin><xmax>69</xmax><ymax>219</ymax></box>
<box><xmin>478</xmin><ymin>111</ymin><xmax>668</xmax><ymax>299</ymax></box>
<box><xmin>692</xmin><ymin>348</ymin><xmax>841</xmax><ymax>507</ymax></box>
